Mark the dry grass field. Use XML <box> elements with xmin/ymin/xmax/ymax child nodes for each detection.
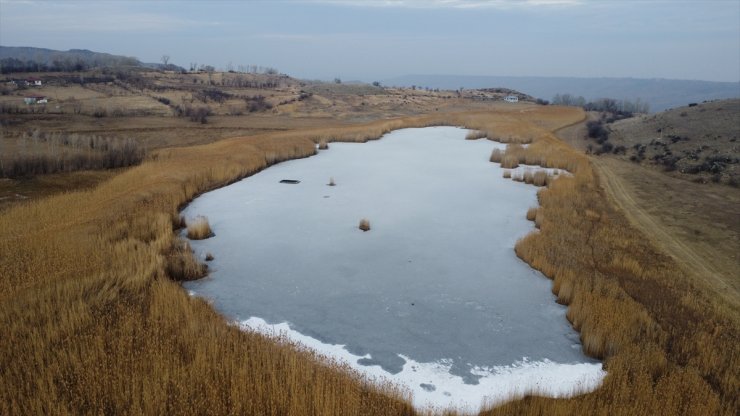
<box><xmin>1</xmin><ymin>70</ymin><xmax>738</xmax><ymax>415</ymax></box>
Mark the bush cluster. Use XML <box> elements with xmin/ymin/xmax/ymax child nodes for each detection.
<box><xmin>173</xmin><ymin>105</ymin><xmax>212</xmax><ymax>123</ymax></box>
<box><xmin>1</xmin><ymin>132</ymin><xmax>144</xmax><ymax>178</ymax></box>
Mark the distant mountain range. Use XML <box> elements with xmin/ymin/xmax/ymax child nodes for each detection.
<box><xmin>383</xmin><ymin>75</ymin><xmax>740</xmax><ymax>113</ymax></box>
<box><xmin>0</xmin><ymin>46</ymin><xmax>183</xmax><ymax>72</ymax></box>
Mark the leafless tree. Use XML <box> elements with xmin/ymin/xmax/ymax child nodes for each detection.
<box><xmin>161</xmin><ymin>55</ymin><xmax>170</xmax><ymax>66</ymax></box>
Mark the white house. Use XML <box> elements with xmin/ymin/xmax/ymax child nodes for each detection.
<box><xmin>24</xmin><ymin>95</ymin><xmax>47</xmax><ymax>105</ymax></box>
<box><xmin>504</xmin><ymin>95</ymin><xmax>519</xmax><ymax>103</ymax></box>
<box><xmin>27</xmin><ymin>77</ymin><xmax>42</xmax><ymax>86</ymax></box>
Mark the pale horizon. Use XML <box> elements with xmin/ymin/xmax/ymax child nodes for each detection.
<box><xmin>1</xmin><ymin>0</ymin><xmax>739</xmax><ymax>83</ymax></box>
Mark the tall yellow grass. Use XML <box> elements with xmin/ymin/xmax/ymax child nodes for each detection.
<box><xmin>465</xmin><ymin>130</ymin><xmax>487</xmax><ymax>140</ymax></box>
<box><xmin>186</xmin><ymin>215</ymin><xmax>213</xmax><ymax>240</ymax></box>
<box><xmin>1</xmin><ymin>105</ymin><xmax>737</xmax><ymax>415</ymax></box>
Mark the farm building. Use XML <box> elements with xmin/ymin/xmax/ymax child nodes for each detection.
<box><xmin>504</xmin><ymin>95</ymin><xmax>519</xmax><ymax>103</ymax></box>
<box><xmin>24</xmin><ymin>95</ymin><xmax>48</xmax><ymax>104</ymax></box>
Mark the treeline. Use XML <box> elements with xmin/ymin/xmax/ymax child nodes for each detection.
<box><xmin>0</xmin><ymin>131</ymin><xmax>145</xmax><ymax>178</ymax></box>
<box><xmin>191</xmin><ymin>63</ymin><xmax>279</xmax><ymax>75</ymax></box>
<box><xmin>0</xmin><ymin>56</ymin><xmax>139</xmax><ymax>74</ymax></box>
<box><xmin>552</xmin><ymin>93</ymin><xmax>650</xmax><ymax>117</ymax></box>
<box><xmin>220</xmin><ymin>74</ymin><xmax>281</xmax><ymax>89</ymax></box>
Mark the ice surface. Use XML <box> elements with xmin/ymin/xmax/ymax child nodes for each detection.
<box><xmin>182</xmin><ymin>127</ymin><xmax>604</xmax><ymax>412</ymax></box>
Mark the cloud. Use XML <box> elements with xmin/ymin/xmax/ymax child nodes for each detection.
<box><xmin>0</xmin><ymin>1</ymin><xmax>220</xmax><ymax>34</ymax></box>
<box><xmin>310</xmin><ymin>0</ymin><xmax>582</xmax><ymax>9</ymax></box>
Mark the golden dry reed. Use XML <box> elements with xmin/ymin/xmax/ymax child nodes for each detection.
<box><xmin>359</xmin><ymin>218</ymin><xmax>371</xmax><ymax>232</ymax></box>
<box><xmin>501</xmin><ymin>155</ymin><xmax>520</xmax><ymax>169</ymax></box>
<box><xmin>186</xmin><ymin>215</ymin><xmax>213</xmax><ymax>240</ymax></box>
<box><xmin>1</xmin><ymin>105</ymin><xmax>738</xmax><ymax>415</ymax></box>
<box><xmin>465</xmin><ymin>130</ymin><xmax>488</xmax><ymax>140</ymax></box>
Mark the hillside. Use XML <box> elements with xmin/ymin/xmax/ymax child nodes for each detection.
<box><xmin>0</xmin><ymin>46</ymin><xmax>144</xmax><ymax>71</ymax></box>
<box><xmin>608</xmin><ymin>99</ymin><xmax>739</xmax><ymax>185</ymax></box>
<box><xmin>0</xmin><ymin>67</ymin><xmax>536</xmax><ymax>208</ymax></box>
<box><xmin>383</xmin><ymin>74</ymin><xmax>740</xmax><ymax>112</ymax></box>
<box><xmin>554</xmin><ymin>99</ymin><xmax>740</xmax><ymax>303</ymax></box>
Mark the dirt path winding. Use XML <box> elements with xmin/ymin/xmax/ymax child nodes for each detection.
<box><xmin>591</xmin><ymin>158</ymin><xmax>739</xmax><ymax>306</ymax></box>
<box><xmin>554</xmin><ymin>118</ymin><xmax>739</xmax><ymax>308</ymax></box>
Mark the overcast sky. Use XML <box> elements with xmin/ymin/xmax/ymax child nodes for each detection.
<box><xmin>1</xmin><ymin>0</ymin><xmax>738</xmax><ymax>82</ymax></box>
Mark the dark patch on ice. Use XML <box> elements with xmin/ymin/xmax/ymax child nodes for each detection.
<box><xmin>420</xmin><ymin>383</ymin><xmax>436</xmax><ymax>392</ymax></box>
<box><xmin>357</xmin><ymin>353</ymin><xmax>406</xmax><ymax>374</ymax></box>
<box><xmin>279</xmin><ymin>179</ymin><xmax>300</xmax><ymax>184</ymax></box>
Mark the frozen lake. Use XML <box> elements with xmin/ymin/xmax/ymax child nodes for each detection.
<box><xmin>182</xmin><ymin>127</ymin><xmax>604</xmax><ymax>412</ymax></box>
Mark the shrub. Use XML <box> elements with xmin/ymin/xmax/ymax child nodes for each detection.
<box><xmin>358</xmin><ymin>218</ymin><xmax>370</xmax><ymax>232</ymax></box>
<box><xmin>523</xmin><ymin>170</ymin><xmax>534</xmax><ymax>184</ymax></box>
<box><xmin>526</xmin><ymin>207</ymin><xmax>538</xmax><ymax>221</ymax></box>
<box><xmin>186</xmin><ymin>216</ymin><xmax>213</xmax><ymax>240</ymax></box>
<box><xmin>490</xmin><ymin>148</ymin><xmax>504</xmax><ymax>163</ymax></box>
<box><xmin>245</xmin><ymin>95</ymin><xmax>273</xmax><ymax>112</ymax></box>
<box><xmin>191</xmin><ymin>107</ymin><xmax>211</xmax><ymax>124</ymax></box>
<box><xmin>197</xmin><ymin>88</ymin><xmax>232</xmax><ymax>103</ymax></box>
<box><xmin>586</xmin><ymin>120</ymin><xmax>609</xmax><ymax>142</ymax></box>
<box><xmin>501</xmin><ymin>155</ymin><xmax>520</xmax><ymax>169</ymax></box>
<box><xmin>0</xmin><ymin>134</ymin><xmax>145</xmax><ymax>178</ymax></box>
<box><xmin>174</xmin><ymin>105</ymin><xmax>212</xmax><ymax>123</ymax></box>
<box><xmin>165</xmin><ymin>240</ymin><xmax>208</xmax><ymax>281</ymax></box>
<box><xmin>532</xmin><ymin>170</ymin><xmax>548</xmax><ymax>186</ymax></box>
<box><xmin>503</xmin><ymin>170</ymin><xmax>511</xmax><ymax>179</ymax></box>
<box><xmin>465</xmin><ymin>130</ymin><xmax>487</xmax><ymax>140</ymax></box>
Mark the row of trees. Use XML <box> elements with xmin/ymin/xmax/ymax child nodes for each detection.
<box><xmin>219</xmin><ymin>74</ymin><xmax>281</xmax><ymax>89</ymax></box>
<box><xmin>187</xmin><ymin>62</ymin><xmax>279</xmax><ymax>75</ymax></box>
<box><xmin>0</xmin><ymin>56</ymin><xmax>139</xmax><ymax>74</ymax></box>
<box><xmin>552</xmin><ymin>93</ymin><xmax>650</xmax><ymax>115</ymax></box>
<box><xmin>0</xmin><ymin>131</ymin><xmax>145</xmax><ymax>178</ymax></box>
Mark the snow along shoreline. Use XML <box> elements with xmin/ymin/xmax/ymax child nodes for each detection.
<box><xmin>238</xmin><ymin>317</ymin><xmax>605</xmax><ymax>414</ymax></box>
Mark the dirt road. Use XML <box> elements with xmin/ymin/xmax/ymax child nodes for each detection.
<box><xmin>555</xmin><ymin>121</ymin><xmax>739</xmax><ymax>308</ymax></box>
<box><xmin>592</xmin><ymin>158</ymin><xmax>739</xmax><ymax>305</ymax></box>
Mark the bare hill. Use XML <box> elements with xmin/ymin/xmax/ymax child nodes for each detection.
<box><xmin>608</xmin><ymin>99</ymin><xmax>739</xmax><ymax>185</ymax></box>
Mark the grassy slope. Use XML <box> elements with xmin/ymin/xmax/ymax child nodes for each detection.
<box><xmin>1</xmin><ymin>106</ymin><xmax>738</xmax><ymax>415</ymax></box>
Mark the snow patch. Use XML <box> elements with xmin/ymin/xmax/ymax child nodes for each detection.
<box><xmin>240</xmin><ymin>317</ymin><xmax>605</xmax><ymax>414</ymax></box>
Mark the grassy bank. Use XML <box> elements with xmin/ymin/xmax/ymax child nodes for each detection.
<box><xmin>1</xmin><ymin>106</ymin><xmax>737</xmax><ymax>415</ymax></box>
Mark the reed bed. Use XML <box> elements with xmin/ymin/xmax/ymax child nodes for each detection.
<box><xmin>465</xmin><ymin>130</ymin><xmax>488</xmax><ymax>140</ymax></box>
<box><xmin>186</xmin><ymin>215</ymin><xmax>213</xmax><ymax>240</ymax></box>
<box><xmin>1</xmin><ymin>105</ymin><xmax>737</xmax><ymax>415</ymax></box>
